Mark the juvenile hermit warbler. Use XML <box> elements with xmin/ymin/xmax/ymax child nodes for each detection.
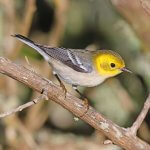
<box><xmin>12</xmin><ymin>34</ymin><xmax>131</xmax><ymax>94</ymax></box>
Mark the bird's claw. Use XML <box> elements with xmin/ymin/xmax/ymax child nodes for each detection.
<box><xmin>60</xmin><ymin>82</ymin><xmax>67</xmax><ymax>98</ymax></box>
<box><xmin>80</xmin><ymin>97</ymin><xmax>89</xmax><ymax>117</ymax></box>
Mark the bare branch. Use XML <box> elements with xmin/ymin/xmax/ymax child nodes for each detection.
<box><xmin>0</xmin><ymin>57</ymin><xmax>150</xmax><ymax>150</ymax></box>
<box><xmin>0</xmin><ymin>92</ymin><xmax>48</xmax><ymax>118</ymax></box>
<box><xmin>128</xmin><ymin>94</ymin><xmax>150</xmax><ymax>135</ymax></box>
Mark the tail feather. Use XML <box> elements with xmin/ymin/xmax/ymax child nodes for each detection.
<box><xmin>11</xmin><ymin>34</ymin><xmax>34</xmax><ymax>44</ymax></box>
<box><xmin>12</xmin><ymin>34</ymin><xmax>50</xmax><ymax>61</ymax></box>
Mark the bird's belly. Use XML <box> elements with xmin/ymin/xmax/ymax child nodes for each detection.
<box><xmin>51</xmin><ymin>61</ymin><xmax>106</xmax><ymax>87</ymax></box>
<box><xmin>58</xmin><ymin>73</ymin><xmax>105</xmax><ymax>87</ymax></box>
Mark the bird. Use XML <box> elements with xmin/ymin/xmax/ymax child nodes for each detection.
<box><xmin>12</xmin><ymin>34</ymin><xmax>131</xmax><ymax>112</ymax></box>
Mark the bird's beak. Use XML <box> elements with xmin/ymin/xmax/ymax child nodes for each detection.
<box><xmin>120</xmin><ymin>67</ymin><xmax>132</xmax><ymax>73</ymax></box>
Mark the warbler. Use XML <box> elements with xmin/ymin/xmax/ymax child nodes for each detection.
<box><xmin>12</xmin><ymin>34</ymin><xmax>131</xmax><ymax>99</ymax></box>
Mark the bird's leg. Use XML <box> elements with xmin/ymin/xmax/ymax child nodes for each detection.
<box><xmin>72</xmin><ymin>85</ymin><xmax>89</xmax><ymax>116</ymax></box>
<box><xmin>53</xmin><ymin>71</ymin><xmax>67</xmax><ymax>98</ymax></box>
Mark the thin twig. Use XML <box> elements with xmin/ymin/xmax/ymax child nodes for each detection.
<box><xmin>0</xmin><ymin>92</ymin><xmax>48</xmax><ymax>118</ymax></box>
<box><xmin>128</xmin><ymin>94</ymin><xmax>150</xmax><ymax>135</ymax></box>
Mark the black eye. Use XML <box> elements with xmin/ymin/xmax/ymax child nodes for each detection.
<box><xmin>110</xmin><ymin>63</ymin><xmax>116</xmax><ymax>68</ymax></box>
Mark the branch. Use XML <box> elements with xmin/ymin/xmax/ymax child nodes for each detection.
<box><xmin>0</xmin><ymin>57</ymin><xmax>150</xmax><ymax>150</ymax></box>
<box><xmin>0</xmin><ymin>91</ymin><xmax>48</xmax><ymax>118</ymax></box>
<box><xmin>128</xmin><ymin>94</ymin><xmax>150</xmax><ymax>135</ymax></box>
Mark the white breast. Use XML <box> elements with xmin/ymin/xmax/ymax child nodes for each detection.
<box><xmin>50</xmin><ymin>60</ymin><xmax>107</xmax><ymax>87</ymax></box>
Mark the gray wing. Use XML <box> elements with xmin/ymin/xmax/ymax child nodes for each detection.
<box><xmin>13</xmin><ymin>34</ymin><xmax>93</xmax><ymax>73</ymax></box>
<box><xmin>36</xmin><ymin>45</ymin><xmax>93</xmax><ymax>73</ymax></box>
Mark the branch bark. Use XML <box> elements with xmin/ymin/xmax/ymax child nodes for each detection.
<box><xmin>0</xmin><ymin>57</ymin><xmax>150</xmax><ymax>150</ymax></box>
<box><xmin>0</xmin><ymin>92</ymin><xmax>48</xmax><ymax>118</ymax></box>
<box><xmin>128</xmin><ymin>95</ymin><xmax>150</xmax><ymax>136</ymax></box>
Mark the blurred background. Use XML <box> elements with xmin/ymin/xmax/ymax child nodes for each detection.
<box><xmin>0</xmin><ymin>0</ymin><xmax>150</xmax><ymax>149</ymax></box>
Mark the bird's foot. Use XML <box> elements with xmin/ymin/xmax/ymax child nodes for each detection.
<box><xmin>60</xmin><ymin>81</ymin><xmax>67</xmax><ymax>98</ymax></box>
<box><xmin>54</xmin><ymin>73</ymin><xmax>67</xmax><ymax>99</ymax></box>
<box><xmin>80</xmin><ymin>96</ymin><xmax>89</xmax><ymax>117</ymax></box>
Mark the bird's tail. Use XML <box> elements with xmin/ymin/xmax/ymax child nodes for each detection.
<box><xmin>12</xmin><ymin>34</ymin><xmax>50</xmax><ymax>61</ymax></box>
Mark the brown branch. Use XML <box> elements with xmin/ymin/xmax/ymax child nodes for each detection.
<box><xmin>0</xmin><ymin>91</ymin><xmax>48</xmax><ymax>118</ymax></box>
<box><xmin>0</xmin><ymin>57</ymin><xmax>150</xmax><ymax>150</ymax></box>
<box><xmin>128</xmin><ymin>95</ymin><xmax>150</xmax><ymax>135</ymax></box>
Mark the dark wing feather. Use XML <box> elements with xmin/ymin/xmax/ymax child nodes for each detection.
<box><xmin>37</xmin><ymin>45</ymin><xmax>93</xmax><ymax>73</ymax></box>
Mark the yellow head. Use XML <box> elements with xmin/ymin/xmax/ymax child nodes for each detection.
<box><xmin>94</xmin><ymin>50</ymin><xmax>130</xmax><ymax>77</ymax></box>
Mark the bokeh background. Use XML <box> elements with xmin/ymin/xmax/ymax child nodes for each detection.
<box><xmin>0</xmin><ymin>0</ymin><xmax>150</xmax><ymax>149</ymax></box>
